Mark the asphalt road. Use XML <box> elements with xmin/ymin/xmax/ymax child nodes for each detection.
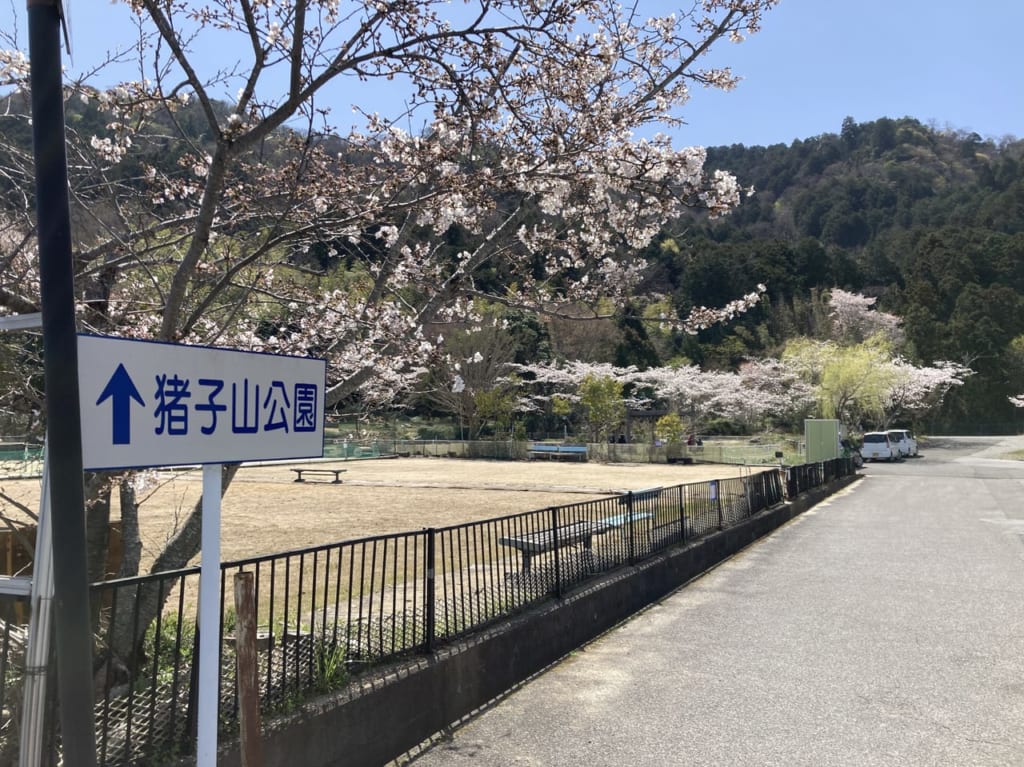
<box><xmin>404</xmin><ymin>436</ymin><xmax>1024</xmax><ymax>767</ymax></box>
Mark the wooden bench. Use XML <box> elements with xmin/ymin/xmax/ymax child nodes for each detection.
<box><xmin>291</xmin><ymin>468</ymin><xmax>347</xmax><ymax>484</ymax></box>
<box><xmin>499</xmin><ymin>520</ymin><xmax>611</xmax><ymax>572</ymax></box>
<box><xmin>527</xmin><ymin>443</ymin><xmax>588</xmax><ymax>461</ymax></box>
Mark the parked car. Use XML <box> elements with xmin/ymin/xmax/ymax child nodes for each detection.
<box><xmin>860</xmin><ymin>431</ymin><xmax>897</xmax><ymax>462</ymax></box>
<box><xmin>887</xmin><ymin>428</ymin><xmax>918</xmax><ymax>458</ymax></box>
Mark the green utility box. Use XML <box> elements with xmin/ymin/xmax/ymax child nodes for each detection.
<box><xmin>804</xmin><ymin>419</ymin><xmax>841</xmax><ymax>462</ymax></box>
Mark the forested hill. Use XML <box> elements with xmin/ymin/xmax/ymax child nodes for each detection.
<box><xmin>647</xmin><ymin>116</ymin><xmax>1024</xmax><ymax>433</ymax></box>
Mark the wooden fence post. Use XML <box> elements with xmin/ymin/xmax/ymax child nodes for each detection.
<box><xmin>234</xmin><ymin>571</ymin><xmax>263</xmax><ymax>767</ymax></box>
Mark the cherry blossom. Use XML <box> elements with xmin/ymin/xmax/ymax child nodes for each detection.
<box><xmin>882</xmin><ymin>357</ymin><xmax>972</xmax><ymax>424</ymax></box>
<box><xmin>0</xmin><ymin>1</ymin><xmax>782</xmax><ymax>648</ymax></box>
<box><xmin>1</xmin><ymin>1</ymin><xmax>780</xmax><ymax>412</ymax></box>
<box><xmin>828</xmin><ymin>288</ymin><xmax>903</xmax><ymax>343</ymax></box>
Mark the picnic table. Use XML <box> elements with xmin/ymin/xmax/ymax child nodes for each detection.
<box><xmin>291</xmin><ymin>468</ymin><xmax>347</xmax><ymax>484</ymax></box>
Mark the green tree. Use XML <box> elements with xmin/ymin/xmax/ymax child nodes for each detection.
<box><xmin>474</xmin><ymin>385</ymin><xmax>519</xmax><ymax>439</ymax></box>
<box><xmin>655</xmin><ymin>413</ymin><xmax>686</xmax><ymax>444</ymax></box>
<box><xmin>578</xmin><ymin>375</ymin><xmax>626</xmax><ymax>443</ymax></box>
<box><xmin>784</xmin><ymin>335</ymin><xmax>896</xmax><ymax>428</ymax></box>
<box><xmin>817</xmin><ymin>338</ymin><xmax>896</xmax><ymax>427</ymax></box>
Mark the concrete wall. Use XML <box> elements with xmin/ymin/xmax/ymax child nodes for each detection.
<box><xmin>218</xmin><ymin>475</ymin><xmax>859</xmax><ymax>767</ymax></box>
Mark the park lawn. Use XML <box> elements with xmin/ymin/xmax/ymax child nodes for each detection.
<box><xmin>0</xmin><ymin>457</ymin><xmax>767</xmax><ymax>570</ymax></box>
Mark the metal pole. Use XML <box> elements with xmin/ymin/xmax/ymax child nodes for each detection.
<box><xmin>425</xmin><ymin>529</ymin><xmax>436</xmax><ymax>652</ymax></box>
<box><xmin>678</xmin><ymin>485</ymin><xmax>686</xmax><ymax>544</ymax></box>
<box><xmin>198</xmin><ymin>464</ymin><xmax>223</xmax><ymax>766</ymax></box>
<box><xmin>626</xmin><ymin>492</ymin><xmax>636</xmax><ymax>566</ymax></box>
<box><xmin>550</xmin><ymin>508</ymin><xmax>561</xmax><ymax>598</ymax></box>
<box><xmin>26</xmin><ymin>1</ymin><xmax>97</xmax><ymax>763</ymax></box>
<box><xmin>19</xmin><ymin>449</ymin><xmax>53</xmax><ymax>767</ymax></box>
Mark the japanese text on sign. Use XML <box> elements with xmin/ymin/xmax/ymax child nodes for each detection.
<box><xmin>152</xmin><ymin>375</ymin><xmax>319</xmax><ymax>438</ymax></box>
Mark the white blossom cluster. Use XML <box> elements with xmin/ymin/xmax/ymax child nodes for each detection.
<box><xmin>883</xmin><ymin>357</ymin><xmax>972</xmax><ymax>418</ymax></box>
<box><xmin>513</xmin><ymin>355</ymin><xmax>815</xmax><ymax>431</ymax></box>
<box><xmin>0</xmin><ymin>218</ymin><xmax>41</xmax><ymax>311</ymax></box>
<box><xmin>828</xmin><ymin>288</ymin><xmax>903</xmax><ymax>343</ymax></box>
<box><xmin>0</xmin><ymin>49</ymin><xmax>29</xmax><ymax>87</ymax></box>
<box><xmin>675</xmin><ymin>284</ymin><xmax>767</xmax><ymax>334</ymax></box>
<box><xmin>0</xmin><ymin>0</ymin><xmax>779</xmax><ymax>410</ymax></box>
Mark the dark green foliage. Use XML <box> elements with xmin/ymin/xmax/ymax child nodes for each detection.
<box><xmin>613</xmin><ymin>302</ymin><xmax>660</xmax><ymax>369</ymax></box>
<box><xmin>657</xmin><ymin>117</ymin><xmax>1024</xmax><ymax>431</ymax></box>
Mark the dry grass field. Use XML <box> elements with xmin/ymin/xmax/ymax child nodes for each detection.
<box><xmin>0</xmin><ymin>456</ymin><xmax>769</xmax><ymax>569</ymax></box>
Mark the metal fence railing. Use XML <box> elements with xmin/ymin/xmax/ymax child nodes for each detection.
<box><xmin>318</xmin><ymin>438</ymin><xmax>800</xmax><ymax>465</ymax></box>
<box><xmin>0</xmin><ymin>458</ymin><xmax>856</xmax><ymax>765</ymax></box>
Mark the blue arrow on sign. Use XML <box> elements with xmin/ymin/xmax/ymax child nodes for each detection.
<box><xmin>96</xmin><ymin>363</ymin><xmax>145</xmax><ymax>445</ymax></box>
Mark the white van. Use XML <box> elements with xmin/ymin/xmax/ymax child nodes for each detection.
<box><xmin>860</xmin><ymin>432</ymin><xmax>896</xmax><ymax>462</ymax></box>
<box><xmin>887</xmin><ymin>428</ymin><xmax>918</xmax><ymax>458</ymax></box>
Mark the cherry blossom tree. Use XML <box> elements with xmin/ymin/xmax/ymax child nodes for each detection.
<box><xmin>0</xmin><ymin>1</ymin><xmax>772</xmax><ymax>429</ymax></box>
<box><xmin>881</xmin><ymin>357</ymin><xmax>972</xmax><ymax>426</ymax></box>
<box><xmin>2</xmin><ymin>2</ymin><xmax>774</xmax><ymax>387</ymax></box>
<box><xmin>629</xmin><ymin>363</ymin><xmax>735</xmax><ymax>430</ymax></box>
<box><xmin>827</xmin><ymin>288</ymin><xmax>903</xmax><ymax>344</ymax></box>
<box><xmin>510</xmin><ymin>360</ymin><xmax>642</xmax><ymax>434</ymax></box>
<box><xmin>2</xmin><ymin>0</ymin><xmax>779</xmax><ymax>663</ymax></box>
<box><xmin>515</xmin><ymin>356</ymin><xmax>806</xmax><ymax>436</ymax></box>
<box><xmin>733</xmin><ymin>358</ymin><xmax>816</xmax><ymax>429</ymax></box>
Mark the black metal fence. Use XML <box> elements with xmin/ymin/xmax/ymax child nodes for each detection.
<box><xmin>324</xmin><ymin>438</ymin><xmax>797</xmax><ymax>466</ymax></box>
<box><xmin>784</xmin><ymin>456</ymin><xmax>857</xmax><ymax>497</ymax></box>
<box><xmin>0</xmin><ymin>459</ymin><xmax>857</xmax><ymax>766</ymax></box>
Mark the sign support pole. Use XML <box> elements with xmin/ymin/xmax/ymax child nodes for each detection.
<box><xmin>27</xmin><ymin>1</ymin><xmax>97</xmax><ymax>763</ymax></box>
<box><xmin>197</xmin><ymin>463</ymin><xmax>223</xmax><ymax>766</ymax></box>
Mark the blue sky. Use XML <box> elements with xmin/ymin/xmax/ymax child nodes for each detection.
<box><xmin>10</xmin><ymin>0</ymin><xmax>1023</xmax><ymax>148</ymax></box>
<box><xmin>678</xmin><ymin>0</ymin><xmax>1024</xmax><ymax>147</ymax></box>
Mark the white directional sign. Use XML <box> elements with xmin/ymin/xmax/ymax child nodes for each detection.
<box><xmin>78</xmin><ymin>334</ymin><xmax>326</xmax><ymax>470</ymax></box>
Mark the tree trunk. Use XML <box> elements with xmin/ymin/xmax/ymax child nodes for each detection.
<box><xmin>84</xmin><ymin>473</ymin><xmax>111</xmax><ymax>584</ymax></box>
<box><xmin>117</xmin><ymin>478</ymin><xmax>142</xmax><ymax>579</ymax></box>
<box><xmin>106</xmin><ymin>464</ymin><xmax>240</xmax><ymax>673</ymax></box>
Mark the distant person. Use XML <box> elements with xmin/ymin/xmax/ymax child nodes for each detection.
<box><xmin>686</xmin><ymin>434</ymin><xmax>696</xmax><ymax>446</ymax></box>
<box><xmin>617</xmin><ymin>434</ymin><xmax>627</xmax><ymax>443</ymax></box>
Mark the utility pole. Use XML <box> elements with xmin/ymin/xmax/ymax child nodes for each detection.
<box><xmin>26</xmin><ymin>0</ymin><xmax>98</xmax><ymax>763</ymax></box>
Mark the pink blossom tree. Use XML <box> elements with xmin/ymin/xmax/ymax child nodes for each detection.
<box><xmin>515</xmin><ymin>356</ymin><xmax>806</xmax><ymax>437</ymax></box>
<box><xmin>881</xmin><ymin>358</ymin><xmax>972</xmax><ymax>426</ymax></box>
<box><xmin>827</xmin><ymin>288</ymin><xmax>903</xmax><ymax>344</ymax></box>
<box><xmin>2</xmin><ymin>0</ymin><xmax>780</xmax><ymax>662</ymax></box>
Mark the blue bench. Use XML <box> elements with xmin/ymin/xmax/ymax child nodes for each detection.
<box><xmin>527</xmin><ymin>443</ymin><xmax>588</xmax><ymax>461</ymax></box>
<box><xmin>617</xmin><ymin>486</ymin><xmax>662</xmax><ymax>505</ymax></box>
<box><xmin>499</xmin><ymin>520</ymin><xmax>611</xmax><ymax>572</ymax></box>
<box><xmin>602</xmin><ymin>510</ymin><xmax>653</xmax><ymax>528</ymax></box>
